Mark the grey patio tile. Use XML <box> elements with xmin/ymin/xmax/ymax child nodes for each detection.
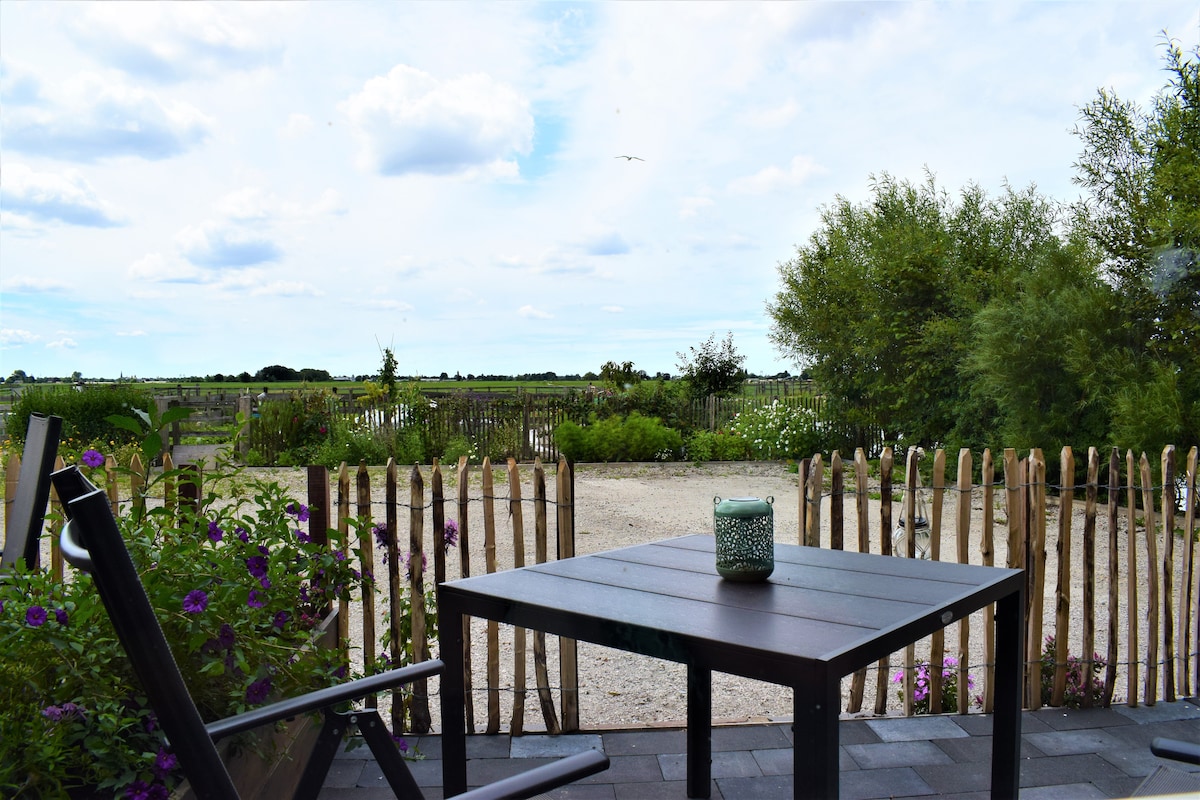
<box><xmin>1029</xmin><ymin>706</ymin><xmax>1135</xmax><ymax>731</ymax></box>
<box><xmin>579</xmin><ymin>754</ymin><xmax>662</xmax><ymax>785</ymax></box>
<box><xmin>602</xmin><ymin>728</ymin><xmax>687</xmax><ymax>756</ymax></box>
<box><xmin>933</xmin><ymin>732</ymin><xmax>1046</xmax><ymax>762</ymax></box>
<box><xmin>466</xmin><ymin>735</ymin><xmax>512</xmax><ymax>758</ymax></box>
<box><xmin>843</xmin><ymin>740</ymin><xmax>954</xmax><ymax>770</ymax></box>
<box><xmin>912</xmin><ymin>761</ymin><xmax>990</xmax><ymax>795</ymax></box>
<box><xmin>841</xmin><ymin>719</ymin><xmax>885</xmax><ymax>745</ymax></box>
<box><xmin>1022</xmin><ymin>728</ymin><xmax>1127</xmax><ymax>756</ymax></box>
<box><xmin>1017</xmin><ymin>753</ymin><xmax>1130</xmax><ymax>788</ymax></box>
<box><xmin>840</xmin><ymin>766</ymin><xmax>936</xmax><ymax>799</ymax></box>
<box><xmin>866</xmin><ymin>716</ymin><xmax>969</xmax><ymax>742</ymax></box>
<box><xmin>711</xmin><ymin>723</ymin><xmax>790</xmax><ymax>751</ymax></box>
<box><xmin>614</xmin><ymin>780</ymin><xmax>722</xmax><ymax>799</ymax></box>
<box><xmin>1018</xmin><ymin>784</ymin><xmax>1108</xmax><ymax>799</ymax></box>
<box><xmin>319</xmin><ymin>758</ymin><xmax>366</xmax><ymax>788</ymax></box>
<box><xmin>714</xmin><ymin>774</ymin><xmax>794</xmax><ymax>799</ymax></box>
<box><xmin>657</xmin><ymin>749</ymin><xmax>761</xmax><ymax>781</ymax></box>
<box><xmin>1113</xmin><ymin>700</ymin><xmax>1200</xmax><ymax>724</ymax></box>
<box><xmin>511</xmin><ymin>733</ymin><xmax>604</xmax><ymax>758</ymax></box>
<box><xmin>537</xmin><ymin>783</ymin><xmax>618</xmax><ymax>799</ymax></box>
<box><xmin>316</xmin><ymin>788</ymin><xmax>396</xmax><ymax>800</ymax></box>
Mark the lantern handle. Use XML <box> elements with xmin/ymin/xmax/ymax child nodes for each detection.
<box><xmin>713</xmin><ymin>496</ymin><xmax>721</xmax><ymax>506</ymax></box>
<box><xmin>766</xmin><ymin>496</ymin><xmax>774</xmax><ymax>505</ymax></box>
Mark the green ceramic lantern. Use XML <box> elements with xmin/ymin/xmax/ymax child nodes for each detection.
<box><xmin>713</xmin><ymin>496</ymin><xmax>775</xmax><ymax>581</ymax></box>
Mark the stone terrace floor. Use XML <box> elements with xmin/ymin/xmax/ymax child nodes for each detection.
<box><xmin>318</xmin><ymin>701</ymin><xmax>1200</xmax><ymax>799</ymax></box>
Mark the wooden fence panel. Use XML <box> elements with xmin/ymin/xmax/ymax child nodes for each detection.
<box><xmin>1126</xmin><ymin>450</ymin><xmax>1140</xmax><ymax>707</ymax></box>
<box><xmin>1162</xmin><ymin>446</ymin><xmax>1176</xmax><ymax>703</ymax></box>
<box><xmin>1141</xmin><ymin>453</ymin><xmax>1160</xmax><ymax>705</ymax></box>
<box><xmin>1052</xmin><ymin>447</ymin><xmax>1075</xmax><ymax>707</ymax></box>
<box><xmin>956</xmin><ymin>448</ymin><xmax>972</xmax><ymax>715</ymax></box>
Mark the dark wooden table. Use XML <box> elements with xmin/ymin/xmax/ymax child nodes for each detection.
<box><xmin>439</xmin><ymin>534</ymin><xmax>1025</xmax><ymax>799</ymax></box>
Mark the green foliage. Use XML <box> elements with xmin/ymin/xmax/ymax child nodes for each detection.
<box><xmin>310</xmin><ymin>416</ymin><xmax>388</xmax><ymax>469</ymax></box>
<box><xmin>728</xmin><ymin>401</ymin><xmax>826</xmax><ymax>461</ymax></box>
<box><xmin>684</xmin><ymin>430</ymin><xmax>750</xmax><ymax>462</ymax></box>
<box><xmin>598</xmin><ymin>360</ymin><xmax>643</xmax><ymax>391</ymax></box>
<box><xmin>676</xmin><ymin>332</ymin><xmax>746</xmax><ymax>400</ymax></box>
<box><xmin>0</xmin><ymin>457</ymin><xmax>364</xmax><ymax>797</ymax></box>
<box><xmin>8</xmin><ymin>385</ymin><xmax>155</xmax><ymax>451</ymax></box>
<box><xmin>555</xmin><ymin>412</ymin><xmax>683</xmax><ymax>462</ymax></box>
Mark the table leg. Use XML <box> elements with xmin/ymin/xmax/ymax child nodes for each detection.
<box><xmin>440</xmin><ymin>595</ymin><xmax>468</xmax><ymax>797</ymax></box>
<box><xmin>991</xmin><ymin>586</ymin><xmax>1025</xmax><ymax>798</ymax></box>
<box><xmin>792</xmin><ymin>671</ymin><xmax>840</xmax><ymax>799</ymax></box>
<box><xmin>686</xmin><ymin>663</ymin><xmax>712</xmax><ymax>798</ymax></box>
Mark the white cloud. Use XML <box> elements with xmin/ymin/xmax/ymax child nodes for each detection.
<box><xmin>47</xmin><ymin>337</ymin><xmax>78</xmax><ymax>350</ymax></box>
<box><xmin>727</xmin><ymin>155</ymin><xmax>825</xmax><ymax>195</ymax></box>
<box><xmin>216</xmin><ymin>187</ymin><xmax>346</xmax><ymax>222</ymax></box>
<box><xmin>2</xmin><ymin>73</ymin><xmax>213</xmax><ymax>162</ymax></box>
<box><xmin>679</xmin><ymin>196</ymin><xmax>715</xmax><ymax>220</ymax></box>
<box><xmin>281</xmin><ymin>113</ymin><xmax>314</xmax><ymax>139</ymax></box>
<box><xmin>128</xmin><ymin>252</ymin><xmax>206</xmax><ymax>283</ymax></box>
<box><xmin>341</xmin><ymin>64</ymin><xmax>534</xmax><ymax>177</ymax></box>
<box><xmin>0</xmin><ymin>163</ymin><xmax>124</xmax><ymax>227</ymax></box>
<box><xmin>0</xmin><ymin>329</ymin><xmax>40</xmax><ymax>345</ymax></box>
<box><xmin>601</xmin><ymin>306</ymin><xmax>624</xmax><ymax>313</ymax></box>
<box><xmin>250</xmin><ymin>281</ymin><xmax>321</xmax><ymax>297</ymax></box>
<box><xmin>518</xmin><ymin>305</ymin><xmax>553</xmax><ymax>320</ymax></box>
<box><xmin>66</xmin><ymin>4</ymin><xmax>283</xmax><ymax>83</ymax></box>
<box><xmin>115</xmin><ymin>330</ymin><xmax>147</xmax><ymax>337</ymax></box>
<box><xmin>176</xmin><ymin>222</ymin><xmax>282</xmax><ymax>268</ymax></box>
<box><xmin>1</xmin><ymin>275</ymin><xmax>71</xmax><ymax>292</ymax></box>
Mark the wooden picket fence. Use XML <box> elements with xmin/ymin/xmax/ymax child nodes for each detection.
<box><xmin>800</xmin><ymin>444</ymin><xmax>1199</xmax><ymax>715</ymax></box>
<box><xmin>4</xmin><ymin>444</ymin><xmax>1199</xmax><ymax>732</ymax></box>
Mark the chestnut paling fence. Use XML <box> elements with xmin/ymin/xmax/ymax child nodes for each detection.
<box><xmin>800</xmin><ymin>444</ymin><xmax>1199</xmax><ymax>716</ymax></box>
<box><xmin>4</xmin><ymin>445</ymin><xmax>1199</xmax><ymax>736</ymax></box>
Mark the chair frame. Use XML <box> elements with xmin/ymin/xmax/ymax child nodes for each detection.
<box><xmin>2</xmin><ymin>412</ymin><xmax>63</xmax><ymax>571</ymax></box>
<box><xmin>51</xmin><ymin>465</ymin><xmax>607</xmax><ymax>800</ymax></box>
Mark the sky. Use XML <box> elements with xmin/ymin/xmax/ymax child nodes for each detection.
<box><xmin>1</xmin><ymin>2</ymin><xmax>1197</xmax><ymax>382</ymax></box>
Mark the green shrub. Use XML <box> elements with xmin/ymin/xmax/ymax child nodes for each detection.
<box><xmin>728</xmin><ymin>401</ymin><xmax>825</xmax><ymax>461</ymax></box>
<box><xmin>8</xmin><ymin>385</ymin><xmax>154</xmax><ymax>452</ymax></box>
<box><xmin>685</xmin><ymin>430</ymin><xmax>751</xmax><ymax>462</ymax></box>
<box><xmin>555</xmin><ymin>412</ymin><xmax>682</xmax><ymax>462</ymax></box>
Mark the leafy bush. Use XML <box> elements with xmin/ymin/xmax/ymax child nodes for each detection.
<box><xmin>555</xmin><ymin>412</ymin><xmax>682</xmax><ymax>462</ymax></box>
<box><xmin>684</xmin><ymin>430</ymin><xmax>751</xmax><ymax>462</ymax></box>
<box><xmin>728</xmin><ymin>401</ymin><xmax>825</xmax><ymax>461</ymax></box>
<box><xmin>8</xmin><ymin>385</ymin><xmax>155</xmax><ymax>451</ymax></box>
<box><xmin>0</xmin><ymin>455</ymin><xmax>364</xmax><ymax>797</ymax></box>
<box><xmin>311</xmin><ymin>416</ymin><xmax>389</xmax><ymax>469</ymax></box>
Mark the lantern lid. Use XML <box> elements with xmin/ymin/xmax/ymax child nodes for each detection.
<box><xmin>714</xmin><ymin>496</ymin><xmax>774</xmax><ymax>517</ymax></box>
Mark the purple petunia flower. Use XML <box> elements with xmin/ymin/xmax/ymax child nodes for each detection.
<box><xmin>296</xmin><ymin>529</ymin><xmax>311</xmax><ymax>543</ymax></box>
<box><xmin>236</xmin><ymin>527</ymin><xmax>249</xmax><ymax>543</ymax></box>
<box><xmin>182</xmin><ymin>590</ymin><xmax>208</xmax><ymax>614</ymax></box>
<box><xmin>82</xmin><ymin>449</ymin><xmax>105</xmax><ymax>468</ymax></box>
<box><xmin>153</xmin><ymin>748</ymin><xmax>178</xmax><ymax>779</ymax></box>
<box><xmin>391</xmin><ymin>734</ymin><xmax>409</xmax><ymax>753</ymax></box>
<box><xmin>272</xmin><ymin>610</ymin><xmax>290</xmax><ymax>629</ymax></box>
<box><xmin>373</xmin><ymin>524</ymin><xmax>389</xmax><ymax>551</ymax></box>
<box><xmin>54</xmin><ymin>608</ymin><xmax>68</xmax><ymax>626</ymax></box>
<box><xmin>259</xmin><ymin>576</ymin><xmax>271</xmax><ymax>590</ymax></box>
<box><xmin>207</xmin><ymin>520</ymin><xmax>224</xmax><ymax>542</ymax></box>
<box><xmin>247</xmin><ymin>589</ymin><xmax>265</xmax><ymax>608</ymax></box>
<box><xmin>443</xmin><ymin>518</ymin><xmax>459</xmax><ymax>550</ymax></box>
<box><xmin>245</xmin><ymin>555</ymin><xmax>268</xmax><ymax>578</ymax></box>
<box><xmin>26</xmin><ymin>606</ymin><xmax>47</xmax><ymax>627</ymax></box>
<box><xmin>245</xmin><ymin>677</ymin><xmax>272</xmax><ymax>705</ymax></box>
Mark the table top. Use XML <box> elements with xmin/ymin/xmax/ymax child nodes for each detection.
<box><xmin>439</xmin><ymin>534</ymin><xmax>1023</xmax><ymax>682</ymax></box>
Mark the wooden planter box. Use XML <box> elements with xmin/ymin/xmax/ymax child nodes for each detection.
<box><xmin>174</xmin><ymin>609</ymin><xmax>340</xmax><ymax>800</ymax></box>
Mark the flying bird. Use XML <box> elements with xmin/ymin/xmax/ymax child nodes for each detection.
<box><xmin>614</xmin><ymin>155</ymin><xmax>644</xmax><ymax>161</ymax></box>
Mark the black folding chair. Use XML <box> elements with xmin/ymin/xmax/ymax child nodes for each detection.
<box><xmin>2</xmin><ymin>412</ymin><xmax>63</xmax><ymax>571</ymax></box>
<box><xmin>51</xmin><ymin>465</ymin><xmax>608</xmax><ymax>800</ymax></box>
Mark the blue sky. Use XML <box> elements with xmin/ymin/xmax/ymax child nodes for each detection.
<box><xmin>1</xmin><ymin>2</ymin><xmax>1197</xmax><ymax>381</ymax></box>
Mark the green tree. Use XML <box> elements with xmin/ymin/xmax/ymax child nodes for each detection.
<box><xmin>768</xmin><ymin>174</ymin><xmax>1077</xmax><ymax>448</ymax></box>
<box><xmin>599</xmin><ymin>360</ymin><xmax>641</xmax><ymax>391</ymax></box>
<box><xmin>379</xmin><ymin>347</ymin><xmax>398</xmax><ymax>399</ymax></box>
<box><xmin>676</xmin><ymin>332</ymin><xmax>746</xmax><ymax>400</ymax></box>
<box><xmin>1072</xmin><ymin>35</ymin><xmax>1200</xmax><ymax>452</ymax></box>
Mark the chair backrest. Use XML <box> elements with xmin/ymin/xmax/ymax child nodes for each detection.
<box><xmin>2</xmin><ymin>413</ymin><xmax>63</xmax><ymax>570</ymax></box>
<box><xmin>52</xmin><ymin>466</ymin><xmax>240</xmax><ymax>799</ymax></box>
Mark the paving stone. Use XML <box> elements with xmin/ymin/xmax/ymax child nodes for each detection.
<box><xmin>579</xmin><ymin>754</ymin><xmax>662</xmax><ymax>784</ymax></box>
<box><xmin>713</xmin><ymin>774</ymin><xmax>794</xmax><ymax>799</ymax></box>
<box><xmin>657</xmin><ymin>748</ymin><xmax>761</xmax><ymax>781</ymax></box>
<box><xmin>839</xmin><ymin>766</ymin><xmax>936</xmax><ymax>799</ymax></box>
<box><xmin>1029</xmin><ymin>707</ymin><xmax>1134</xmax><ymax>732</ymax></box>
<box><xmin>511</xmin><ymin>733</ymin><xmax>604</xmax><ymax>758</ymax></box>
<box><xmin>1113</xmin><ymin>700</ymin><xmax>1200</xmax><ymax>724</ymax></box>
<box><xmin>867</xmin><ymin>716</ymin><xmax>969</xmax><ymax>742</ymax></box>
<box><xmin>932</xmin><ymin>733</ymin><xmax>1045</xmax><ymax>762</ymax></box>
<box><xmin>913</xmin><ymin>761</ymin><xmax>991</xmax><ymax>795</ymax></box>
<box><xmin>602</xmin><ymin>728</ymin><xmax>686</xmax><ymax>756</ymax></box>
<box><xmin>1022</xmin><ymin>728</ymin><xmax>1128</xmax><ymax>756</ymax></box>
<box><xmin>840</xmin><ymin>719</ymin><xmax>885</xmax><ymax>745</ymax></box>
<box><xmin>712</xmin><ymin>723</ymin><xmax>790</xmax><ymax>751</ymax></box>
<box><xmin>320</xmin><ymin>758</ymin><xmax>365</xmax><ymax>788</ymax></box>
<box><xmin>1017</xmin><ymin>753</ymin><xmax>1130</xmax><ymax>788</ymax></box>
<box><xmin>614</xmin><ymin>780</ymin><xmax>722</xmax><ymax>799</ymax></box>
<box><xmin>843</xmin><ymin>740</ymin><xmax>954</xmax><ymax>770</ymax></box>
<box><xmin>1018</xmin><ymin>783</ymin><xmax>1108</xmax><ymax>799</ymax></box>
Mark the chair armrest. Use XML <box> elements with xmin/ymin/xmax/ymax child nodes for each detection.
<box><xmin>1152</xmin><ymin>736</ymin><xmax>1200</xmax><ymax>766</ymax></box>
<box><xmin>206</xmin><ymin>659</ymin><xmax>445</xmax><ymax>741</ymax></box>
<box><xmin>454</xmin><ymin>749</ymin><xmax>609</xmax><ymax>800</ymax></box>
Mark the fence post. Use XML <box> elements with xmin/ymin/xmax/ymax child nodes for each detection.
<box><xmin>557</xmin><ymin>458</ymin><xmax>579</xmax><ymax>732</ymax></box>
<box><xmin>237</xmin><ymin>396</ymin><xmax>252</xmax><ymax>456</ymax></box>
<box><xmin>1140</xmin><ymin>453</ymin><xmax>1159</xmax><ymax>705</ymax></box>
<box><xmin>1162</xmin><ymin>445</ymin><xmax>1177</xmax><ymax>703</ymax></box>
<box><xmin>874</xmin><ymin>447</ymin><xmax>893</xmax><ymax>715</ymax></box>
